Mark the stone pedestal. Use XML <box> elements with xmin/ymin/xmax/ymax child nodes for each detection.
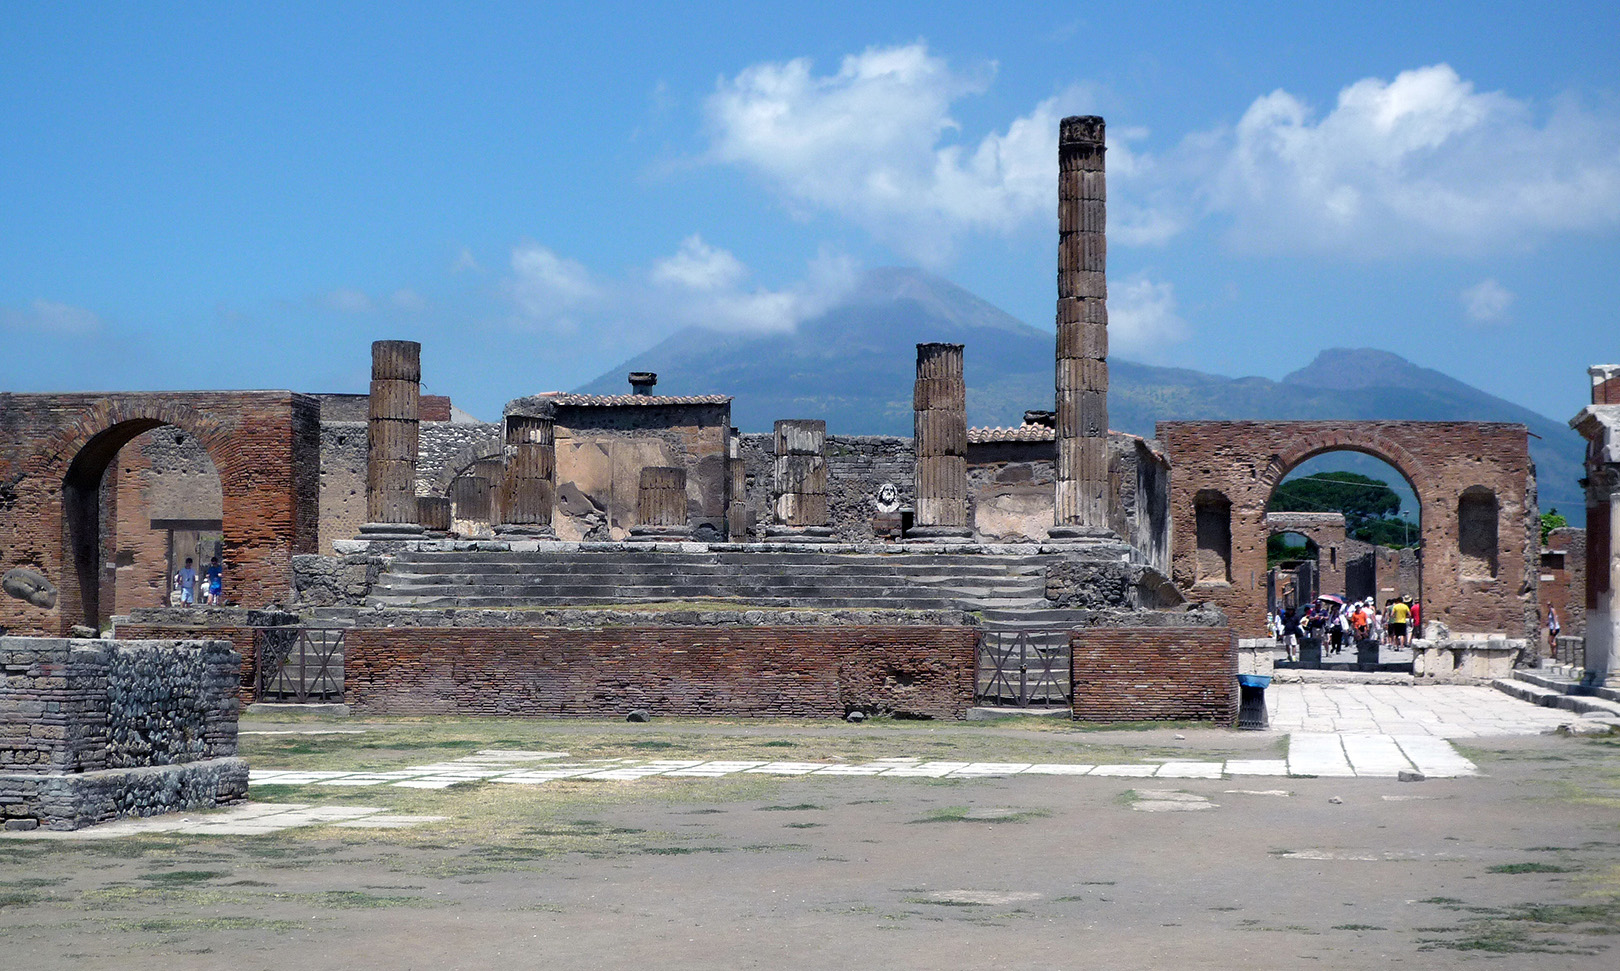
<box><xmin>912</xmin><ymin>342</ymin><xmax>972</xmax><ymax>542</ymax></box>
<box><xmin>1051</xmin><ymin>116</ymin><xmax>1116</xmax><ymax>543</ymax></box>
<box><xmin>359</xmin><ymin>340</ymin><xmax>425</xmax><ymax>538</ymax></box>
<box><xmin>768</xmin><ymin>419</ymin><xmax>836</xmax><ymax>543</ymax></box>
<box><xmin>496</xmin><ymin>413</ymin><xmax>556</xmax><ymax>539</ymax></box>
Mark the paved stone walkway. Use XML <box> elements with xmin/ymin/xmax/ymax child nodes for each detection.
<box><xmin>0</xmin><ymin>803</ymin><xmax>446</xmax><ymax>840</ymax></box>
<box><xmin>1267</xmin><ymin>683</ymin><xmax>1609</xmax><ymax>736</ymax></box>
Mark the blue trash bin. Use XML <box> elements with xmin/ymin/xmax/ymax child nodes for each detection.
<box><xmin>1236</xmin><ymin>674</ymin><xmax>1271</xmax><ymax>730</ymax></box>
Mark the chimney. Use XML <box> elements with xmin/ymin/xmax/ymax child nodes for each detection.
<box><xmin>628</xmin><ymin>372</ymin><xmax>658</xmax><ymax>396</ymax></box>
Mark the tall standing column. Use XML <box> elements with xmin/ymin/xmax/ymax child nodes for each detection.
<box><xmin>727</xmin><ymin>427</ymin><xmax>750</xmax><ymax>541</ymax></box>
<box><xmin>627</xmin><ymin>466</ymin><xmax>691</xmax><ymax>542</ymax></box>
<box><xmin>1573</xmin><ymin>364</ymin><xmax>1620</xmax><ymax>683</ymax></box>
<box><xmin>1050</xmin><ymin>115</ymin><xmax>1116</xmax><ymax>542</ymax></box>
<box><xmin>911</xmin><ymin>342</ymin><xmax>972</xmax><ymax>540</ymax></box>
<box><xmin>766</xmin><ymin>419</ymin><xmax>835</xmax><ymax>543</ymax></box>
<box><xmin>360</xmin><ymin>340</ymin><xmax>425</xmax><ymax>538</ymax></box>
<box><xmin>496</xmin><ymin>411</ymin><xmax>556</xmax><ymax>537</ymax></box>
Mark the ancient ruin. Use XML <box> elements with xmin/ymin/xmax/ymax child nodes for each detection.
<box><xmin>0</xmin><ymin>113</ymin><xmax>1584</xmax><ymax>752</ymax></box>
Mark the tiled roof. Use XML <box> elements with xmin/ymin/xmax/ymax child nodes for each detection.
<box><xmin>968</xmin><ymin>424</ymin><xmax>1055</xmax><ymax>443</ymax></box>
<box><xmin>548</xmin><ymin>393</ymin><xmax>732</xmax><ymax>407</ymax></box>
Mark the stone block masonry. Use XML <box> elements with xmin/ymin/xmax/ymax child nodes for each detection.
<box><xmin>343</xmin><ymin>626</ymin><xmax>978</xmax><ymax>719</ymax></box>
<box><xmin>1070</xmin><ymin>627</ymin><xmax>1237</xmax><ymax>723</ymax></box>
<box><xmin>0</xmin><ymin>636</ymin><xmax>247</xmax><ymax>830</ymax></box>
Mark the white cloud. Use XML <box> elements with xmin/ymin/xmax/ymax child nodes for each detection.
<box><xmin>705</xmin><ymin>42</ymin><xmax>1089</xmax><ymax>265</ymax></box>
<box><xmin>391</xmin><ymin>288</ymin><xmax>427</xmax><ymax>312</ymax></box>
<box><xmin>503</xmin><ymin>237</ymin><xmax>856</xmax><ymax>340</ymax></box>
<box><xmin>323</xmin><ymin>288</ymin><xmax>374</xmax><ymax>314</ymax></box>
<box><xmin>0</xmin><ymin>298</ymin><xmax>101</xmax><ymax>334</ymax></box>
<box><xmin>1196</xmin><ymin>64</ymin><xmax>1620</xmax><ymax>255</ymax></box>
<box><xmin>1460</xmin><ymin>278</ymin><xmax>1514</xmax><ymax>323</ymax></box>
<box><xmin>1107</xmin><ymin>275</ymin><xmax>1188</xmax><ymax>357</ymax></box>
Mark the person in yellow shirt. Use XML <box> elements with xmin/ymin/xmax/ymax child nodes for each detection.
<box><xmin>1389</xmin><ymin>598</ymin><xmax>1412</xmax><ymax>646</ymax></box>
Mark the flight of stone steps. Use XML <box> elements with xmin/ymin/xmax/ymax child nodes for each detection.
<box><xmin>364</xmin><ymin>548</ymin><xmax>1055</xmax><ymax>613</ymax></box>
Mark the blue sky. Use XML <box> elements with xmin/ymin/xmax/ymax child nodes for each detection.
<box><xmin>2</xmin><ymin>2</ymin><xmax>1617</xmax><ymax>424</ymax></box>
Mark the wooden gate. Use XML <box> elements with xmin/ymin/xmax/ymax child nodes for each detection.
<box><xmin>976</xmin><ymin>631</ymin><xmax>1070</xmax><ymax>707</ymax></box>
<box><xmin>255</xmin><ymin>628</ymin><xmax>344</xmax><ymax>702</ymax></box>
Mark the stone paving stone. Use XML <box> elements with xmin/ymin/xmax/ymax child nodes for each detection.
<box><xmin>1287</xmin><ymin>734</ymin><xmax>1355</xmax><ymax>777</ymax></box>
<box><xmin>745</xmin><ymin>762</ymin><xmax>844</xmax><ymax>776</ymax></box>
<box><xmin>332</xmin><ymin>814</ymin><xmax>447</xmax><ymax>829</ymax></box>
<box><xmin>1022</xmin><ymin>764</ymin><xmax>1096</xmax><ymax>775</ymax></box>
<box><xmin>1090</xmin><ymin>765</ymin><xmax>1158</xmax><ymax>777</ymax></box>
<box><xmin>1223</xmin><ymin>759</ymin><xmax>1289</xmax><ymax>777</ymax></box>
<box><xmin>882</xmin><ymin>761</ymin><xmax>971</xmax><ymax>777</ymax></box>
<box><xmin>1392</xmin><ymin>734</ymin><xmax>1479</xmax><ymax>777</ymax></box>
<box><xmin>1340</xmin><ymin>735</ymin><xmax>1414</xmax><ymax>777</ymax></box>
<box><xmin>948</xmin><ymin>763</ymin><xmax>1033</xmax><ymax>777</ymax></box>
<box><xmin>810</xmin><ymin>763</ymin><xmax>892</xmax><ymax>776</ymax></box>
<box><xmin>664</xmin><ymin>761</ymin><xmax>766</xmax><ymax>777</ymax></box>
<box><xmin>1154</xmin><ymin>762</ymin><xmax>1224</xmax><ymax>779</ymax></box>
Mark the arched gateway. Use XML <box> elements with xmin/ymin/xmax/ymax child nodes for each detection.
<box><xmin>0</xmin><ymin>392</ymin><xmax>321</xmax><ymax>634</ymax></box>
<box><xmin>1157</xmin><ymin>420</ymin><xmax>1538</xmax><ymax>640</ymax></box>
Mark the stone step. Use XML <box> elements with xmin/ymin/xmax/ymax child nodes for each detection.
<box><xmin>382</xmin><ymin>561</ymin><xmax>1046</xmax><ymax>580</ymax></box>
<box><xmin>1492</xmin><ymin>677</ymin><xmax>1620</xmax><ymax>720</ymax></box>
<box><xmin>374</xmin><ymin>570</ymin><xmax>1044</xmax><ymax>589</ymax></box>
<box><xmin>1510</xmin><ymin>669</ymin><xmax>1620</xmax><ymax>706</ymax></box>
<box><xmin>391</xmin><ymin>550</ymin><xmax>1052</xmax><ymax>567</ymax></box>
<box><xmin>367</xmin><ymin>594</ymin><xmax>976</xmax><ymax>610</ymax></box>
<box><xmin>370</xmin><ymin>578</ymin><xmax>1038</xmax><ymax>599</ymax></box>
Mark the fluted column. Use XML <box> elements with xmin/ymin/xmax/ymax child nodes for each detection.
<box><xmin>1051</xmin><ymin>115</ymin><xmax>1116</xmax><ymax>541</ymax></box>
<box><xmin>496</xmin><ymin>413</ymin><xmax>556</xmax><ymax>537</ymax></box>
<box><xmin>628</xmin><ymin>466</ymin><xmax>691</xmax><ymax>542</ymax></box>
<box><xmin>911</xmin><ymin>342</ymin><xmax>972</xmax><ymax>540</ymax></box>
<box><xmin>360</xmin><ymin>340</ymin><xmax>425</xmax><ymax>538</ymax></box>
<box><xmin>766</xmin><ymin>419</ymin><xmax>835</xmax><ymax>543</ymax></box>
<box><xmin>727</xmin><ymin>427</ymin><xmax>750</xmax><ymax>541</ymax></box>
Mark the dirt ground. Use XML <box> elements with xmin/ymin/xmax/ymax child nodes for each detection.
<box><xmin>3</xmin><ymin>717</ymin><xmax>1617</xmax><ymax>970</ymax></box>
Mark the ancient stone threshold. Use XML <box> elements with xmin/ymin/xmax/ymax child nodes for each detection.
<box><xmin>333</xmin><ymin>537</ymin><xmax>1138</xmax><ymax>560</ymax></box>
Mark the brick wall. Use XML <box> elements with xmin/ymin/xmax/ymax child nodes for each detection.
<box><xmin>1159</xmin><ymin>421</ymin><xmax>1537</xmax><ymax>639</ymax></box>
<box><xmin>0</xmin><ymin>391</ymin><xmax>320</xmax><ymax>635</ymax></box>
<box><xmin>1070</xmin><ymin>627</ymin><xmax>1237</xmax><ymax>723</ymax></box>
<box><xmin>1540</xmin><ymin>527</ymin><xmax>1587</xmax><ymax>646</ymax></box>
<box><xmin>343</xmin><ymin>626</ymin><xmax>978</xmax><ymax>719</ymax></box>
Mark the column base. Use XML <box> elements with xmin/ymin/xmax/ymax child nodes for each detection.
<box><xmin>905</xmin><ymin>525</ymin><xmax>974</xmax><ymax>543</ymax></box>
<box><xmin>625</xmin><ymin>525</ymin><xmax>692</xmax><ymax>543</ymax></box>
<box><xmin>495</xmin><ymin>524</ymin><xmax>557</xmax><ymax>538</ymax></box>
<box><xmin>763</xmin><ymin>525</ymin><xmax>838</xmax><ymax>544</ymax></box>
<box><xmin>1045</xmin><ymin>524</ymin><xmax>1119</xmax><ymax>543</ymax></box>
<box><xmin>357</xmin><ymin>522</ymin><xmax>426</xmax><ymax>539</ymax></box>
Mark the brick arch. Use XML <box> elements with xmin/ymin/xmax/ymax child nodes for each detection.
<box><xmin>0</xmin><ymin>391</ymin><xmax>320</xmax><ymax>635</ymax></box>
<box><xmin>424</xmin><ymin>430</ymin><xmax>504</xmax><ymax>497</ymax></box>
<box><xmin>1158</xmin><ymin>420</ymin><xmax>1537</xmax><ymax>640</ymax></box>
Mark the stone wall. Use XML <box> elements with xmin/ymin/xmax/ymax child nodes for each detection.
<box><xmin>318</xmin><ymin>422</ymin><xmax>367</xmax><ymax>554</ymax></box>
<box><xmin>1541</xmin><ymin>527</ymin><xmax>1587</xmax><ymax>644</ymax></box>
<box><xmin>1069</xmin><ymin>626</ymin><xmax>1237</xmax><ymax>723</ymax></box>
<box><xmin>343</xmin><ymin>626</ymin><xmax>977</xmax><ymax>719</ymax></box>
<box><xmin>103</xmin><ymin>428</ymin><xmax>226</xmax><ymax>616</ymax></box>
<box><xmin>1160</xmin><ymin>420</ymin><xmax>1538</xmax><ymax>639</ymax></box>
<box><xmin>0</xmin><ymin>391</ymin><xmax>321</xmax><ymax>636</ymax></box>
<box><xmin>1411</xmin><ymin>637</ymin><xmax>1528</xmax><ymax>684</ymax></box>
<box><xmin>417</xmin><ymin>421</ymin><xmax>503</xmax><ymax>497</ymax></box>
<box><xmin>0</xmin><ymin>636</ymin><xmax>247</xmax><ymax>829</ymax></box>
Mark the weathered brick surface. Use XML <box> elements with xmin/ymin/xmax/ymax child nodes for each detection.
<box><xmin>343</xmin><ymin>626</ymin><xmax>977</xmax><ymax>719</ymax></box>
<box><xmin>0</xmin><ymin>392</ymin><xmax>321</xmax><ymax>635</ymax></box>
<box><xmin>1070</xmin><ymin>627</ymin><xmax>1237</xmax><ymax>723</ymax></box>
<box><xmin>1159</xmin><ymin>421</ymin><xmax>1538</xmax><ymax>639</ymax></box>
<box><xmin>1540</xmin><ymin>527</ymin><xmax>1586</xmax><ymax>648</ymax></box>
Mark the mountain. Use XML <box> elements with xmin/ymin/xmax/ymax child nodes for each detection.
<box><xmin>575</xmin><ymin>268</ymin><xmax>1588</xmax><ymax>523</ymax></box>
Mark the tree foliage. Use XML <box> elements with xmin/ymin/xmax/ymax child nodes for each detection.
<box><xmin>1269</xmin><ymin>471</ymin><xmax>1414</xmax><ymax>548</ymax></box>
<box><xmin>1540</xmin><ymin>508</ymin><xmax>1568</xmax><ymax>544</ymax></box>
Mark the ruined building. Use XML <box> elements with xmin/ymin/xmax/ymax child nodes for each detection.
<box><xmin>0</xmin><ymin>115</ymin><xmax>1564</xmax><ymax>725</ymax></box>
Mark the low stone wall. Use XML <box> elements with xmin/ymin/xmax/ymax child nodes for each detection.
<box><xmin>1555</xmin><ymin>634</ymin><xmax>1587</xmax><ymax>671</ymax></box>
<box><xmin>1411</xmin><ymin>637</ymin><xmax>1529</xmax><ymax>684</ymax></box>
<box><xmin>343</xmin><ymin>626</ymin><xmax>977</xmax><ymax>719</ymax></box>
<box><xmin>291</xmin><ymin>553</ymin><xmax>386</xmax><ymax>609</ymax></box>
<box><xmin>1070</xmin><ymin>627</ymin><xmax>1237</xmax><ymax>723</ymax></box>
<box><xmin>115</xmin><ymin>608</ymin><xmax>299</xmax><ymax>704</ymax></box>
<box><xmin>1236</xmin><ymin>637</ymin><xmax>1276</xmax><ymax>678</ymax></box>
<box><xmin>0</xmin><ymin>637</ymin><xmax>246</xmax><ymax>830</ymax></box>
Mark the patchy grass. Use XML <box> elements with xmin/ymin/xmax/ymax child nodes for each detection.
<box><xmin>137</xmin><ymin>870</ymin><xmax>230</xmax><ymax>886</ymax></box>
<box><xmin>1489</xmin><ymin>862</ymin><xmax>1574</xmax><ymax>874</ymax></box>
<box><xmin>758</xmin><ymin>804</ymin><xmax>823</xmax><ymax>812</ymax></box>
<box><xmin>909</xmin><ymin>806</ymin><xmax>1051</xmax><ymax>825</ymax></box>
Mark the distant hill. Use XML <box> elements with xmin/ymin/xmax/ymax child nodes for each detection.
<box><xmin>576</xmin><ymin>268</ymin><xmax>1587</xmax><ymax>523</ymax></box>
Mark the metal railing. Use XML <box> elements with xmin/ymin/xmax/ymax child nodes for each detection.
<box><xmin>254</xmin><ymin>627</ymin><xmax>344</xmax><ymax>702</ymax></box>
<box><xmin>976</xmin><ymin>630</ymin><xmax>1070</xmax><ymax>707</ymax></box>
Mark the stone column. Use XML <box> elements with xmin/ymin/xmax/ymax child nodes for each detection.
<box><xmin>911</xmin><ymin>342</ymin><xmax>972</xmax><ymax>540</ymax></box>
<box><xmin>1050</xmin><ymin>115</ymin><xmax>1116</xmax><ymax>542</ymax></box>
<box><xmin>727</xmin><ymin>427</ymin><xmax>750</xmax><ymax>541</ymax></box>
<box><xmin>496</xmin><ymin>413</ymin><xmax>556</xmax><ymax>537</ymax></box>
<box><xmin>449</xmin><ymin>473</ymin><xmax>495</xmax><ymax>538</ymax></box>
<box><xmin>1573</xmin><ymin>364</ymin><xmax>1620</xmax><ymax>684</ymax></box>
<box><xmin>628</xmin><ymin>466</ymin><xmax>691</xmax><ymax>541</ymax></box>
<box><xmin>360</xmin><ymin>340</ymin><xmax>425</xmax><ymax>538</ymax></box>
<box><xmin>417</xmin><ymin>496</ymin><xmax>451</xmax><ymax>536</ymax></box>
<box><xmin>766</xmin><ymin>419</ymin><xmax>835</xmax><ymax>543</ymax></box>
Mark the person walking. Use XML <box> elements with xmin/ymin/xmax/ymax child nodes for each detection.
<box><xmin>175</xmin><ymin>557</ymin><xmax>198</xmax><ymax>606</ymax></box>
<box><xmin>1547</xmin><ymin>606</ymin><xmax>1561</xmax><ymax>656</ymax></box>
<box><xmin>205</xmin><ymin>556</ymin><xmax>224</xmax><ymax>606</ymax></box>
